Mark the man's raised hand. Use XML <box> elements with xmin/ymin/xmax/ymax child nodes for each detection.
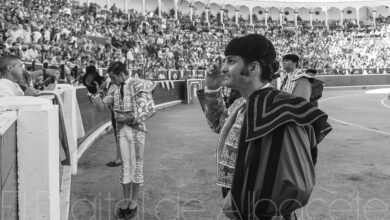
<box><xmin>205</xmin><ymin>63</ymin><xmax>224</xmax><ymax>90</ymax></box>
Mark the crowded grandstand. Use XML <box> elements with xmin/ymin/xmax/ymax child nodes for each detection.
<box><xmin>1</xmin><ymin>0</ymin><xmax>390</xmax><ymax>86</ymax></box>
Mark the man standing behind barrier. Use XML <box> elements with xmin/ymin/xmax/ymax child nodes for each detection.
<box><xmin>197</xmin><ymin>34</ymin><xmax>331</xmax><ymax>219</ymax></box>
<box><xmin>0</xmin><ymin>55</ymin><xmax>30</xmax><ymax>96</ymax></box>
<box><xmin>90</xmin><ymin>61</ymin><xmax>156</xmax><ymax>220</ymax></box>
<box><xmin>279</xmin><ymin>54</ymin><xmax>312</xmax><ymax>101</ymax></box>
<box><xmin>0</xmin><ymin>55</ymin><xmax>59</xmax><ymax>97</ymax></box>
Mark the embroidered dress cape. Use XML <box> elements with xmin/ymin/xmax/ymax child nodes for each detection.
<box><xmin>232</xmin><ymin>88</ymin><xmax>331</xmax><ymax>219</ymax></box>
<box><xmin>199</xmin><ymin>87</ymin><xmax>331</xmax><ymax>219</ymax></box>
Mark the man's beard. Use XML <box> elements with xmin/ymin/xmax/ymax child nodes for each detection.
<box><xmin>223</xmin><ymin>67</ymin><xmax>248</xmax><ymax>89</ymax></box>
<box><xmin>240</xmin><ymin>67</ymin><xmax>249</xmax><ymax>76</ymax></box>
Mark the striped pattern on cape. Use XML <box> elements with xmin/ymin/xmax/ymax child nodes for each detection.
<box><xmin>230</xmin><ymin>87</ymin><xmax>332</xmax><ymax>219</ymax></box>
<box><xmin>245</xmin><ymin>87</ymin><xmax>331</xmax><ymax>143</ymax></box>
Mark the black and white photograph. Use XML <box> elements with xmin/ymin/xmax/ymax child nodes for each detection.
<box><xmin>0</xmin><ymin>0</ymin><xmax>390</xmax><ymax>219</ymax></box>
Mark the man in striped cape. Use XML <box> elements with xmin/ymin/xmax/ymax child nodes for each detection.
<box><xmin>279</xmin><ymin>54</ymin><xmax>312</xmax><ymax>102</ymax></box>
<box><xmin>198</xmin><ymin>34</ymin><xmax>331</xmax><ymax>219</ymax></box>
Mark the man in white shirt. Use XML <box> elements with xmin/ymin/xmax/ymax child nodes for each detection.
<box><xmin>22</xmin><ymin>24</ymin><xmax>32</xmax><ymax>44</ymax></box>
<box><xmin>31</xmin><ymin>28</ymin><xmax>43</xmax><ymax>43</ymax></box>
<box><xmin>0</xmin><ymin>55</ymin><xmax>30</xmax><ymax>97</ymax></box>
<box><xmin>6</xmin><ymin>25</ymin><xmax>24</xmax><ymax>44</ymax></box>
<box><xmin>23</xmin><ymin>44</ymin><xmax>39</xmax><ymax>61</ymax></box>
<box><xmin>156</xmin><ymin>36</ymin><xmax>164</xmax><ymax>45</ymax></box>
<box><xmin>0</xmin><ymin>74</ymin><xmax>25</xmax><ymax>97</ymax></box>
<box><xmin>0</xmin><ymin>55</ymin><xmax>59</xmax><ymax>97</ymax></box>
<box><xmin>126</xmin><ymin>49</ymin><xmax>134</xmax><ymax>62</ymax></box>
<box><xmin>42</xmin><ymin>28</ymin><xmax>51</xmax><ymax>42</ymax></box>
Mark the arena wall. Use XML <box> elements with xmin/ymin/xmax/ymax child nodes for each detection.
<box><xmin>76</xmin><ymin>80</ymin><xmax>186</xmax><ymax>145</ymax></box>
<box><xmin>76</xmin><ymin>87</ymin><xmax>111</xmax><ymax>144</ymax></box>
<box><xmin>75</xmin><ymin>0</ymin><xmax>390</xmax><ymax>24</ymax></box>
<box><xmin>152</xmin><ymin>80</ymin><xmax>186</xmax><ymax>105</ymax></box>
<box><xmin>318</xmin><ymin>74</ymin><xmax>390</xmax><ymax>87</ymax></box>
<box><xmin>74</xmin><ymin>74</ymin><xmax>390</xmax><ymax>148</ymax></box>
<box><xmin>0</xmin><ymin>112</ymin><xmax>18</xmax><ymax>220</ymax></box>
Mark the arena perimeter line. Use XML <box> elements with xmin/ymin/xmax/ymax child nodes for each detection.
<box><xmin>320</xmin><ymin>94</ymin><xmax>390</xmax><ymax>136</ymax></box>
<box><xmin>324</xmin><ymin>85</ymin><xmax>390</xmax><ymax>91</ymax></box>
<box><xmin>381</xmin><ymin>98</ymin><xmax>390</xmax><ymax>109</ymax></box>
<box><xmin>60</xmin><ymin>166</ymin><xmax>72</xmax><ymax>220</ymax></box>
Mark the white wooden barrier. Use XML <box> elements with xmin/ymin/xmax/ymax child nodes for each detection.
<box><xmin>0</xmin><ymin>97</ymin><xmax>60</xmax><ymax>220</ymax></box>
<box><xmin>54</xmin><ymin>84</ymin><xmax>85</xmax><ymax>175</ymax></box>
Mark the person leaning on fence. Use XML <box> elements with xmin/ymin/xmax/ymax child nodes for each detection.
<box><xmin>0</xmin><ymin>55</ymin><xmax>72</xmax><ymax>165</ymax></box>
<box><xmin>90</xmin><ymin>61</ymin><xmax>156</xmax><ymax>220</ymax></box>
<box><xmin>197</xmin><ymin>34</ymin><xmax>332</xmax><ymax>219</ymax></box>
<box><xmin>0</xmin><ymin>55</ymin><xmax>59</xmax><ymax>97</ymax></box>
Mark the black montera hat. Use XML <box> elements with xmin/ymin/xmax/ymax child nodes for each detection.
<box><xmin>224</xmin><ymin>34</ymin><xmax>276</xmax><ymax>62</ymax></box>
<box><xmin>283</xmin><ymin>54</ymin><xmax>299</xmax><ymax>63</ymax></box>
<box><xmin>82</xmin><ymin>65</ymin><xmax>104</xmax><ymax>94</ymax></box>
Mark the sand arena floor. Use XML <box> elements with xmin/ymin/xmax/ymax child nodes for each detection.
<box><xmin>69</xmin><ymin>88</ymin><xmax>390</xmax><ymax>220</ymax></box>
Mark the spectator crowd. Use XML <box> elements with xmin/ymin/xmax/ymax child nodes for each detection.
<box><xmin>1</xmin><ymin>0</ymin><xmax>390</xmax><ymax>79</ymax></box>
